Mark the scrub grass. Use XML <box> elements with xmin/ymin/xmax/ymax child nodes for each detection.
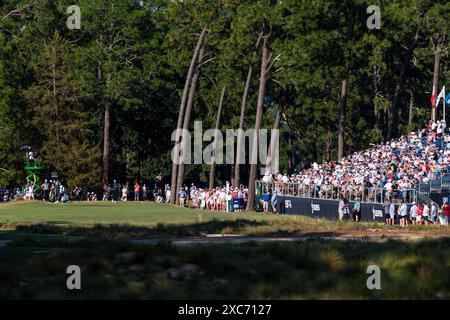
<box><xmin>1</xmin><ymin>238</ymin><xmax>450</xmax><ymax>299</ymax></box>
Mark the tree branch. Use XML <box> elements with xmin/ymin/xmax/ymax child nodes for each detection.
<box><xmin>197</xmin><ymin>57</ymin><xmax>216</xmax><ymax>68</ymax></box>
<box><xmin>2</xmin><ymin>0</ymin><xmax>35</xmax><ymax>20</ymax></box>
<box><xmin>266</xmin><ymin>53</ymin><xmax>281</xmax><ymax>75</ymax></box>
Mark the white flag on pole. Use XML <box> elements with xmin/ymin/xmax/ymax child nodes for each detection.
<box><xmin>436</xmin><ymin>86</ymin><xmax>446</xmax><ymax>106</ymax></box>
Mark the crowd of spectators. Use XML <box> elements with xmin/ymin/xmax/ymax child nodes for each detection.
<box><xmin>381</xmin><ymin>199</ymin><xmax>449</xmax><ymax>226</ymax></box>
<box><xmin>164</xmin><ymin>183</ymin><xmax>282</xmax><ymax>214</ymax></box>
<box><xmin>0</xmin><ymin>185</ymin><xmax>12</xmax><ymax>202</ymax></box>
<box><xmin>0</xmin><ymin>180</ymin><xmax>72</xmax><ymax>203</ymax></box>
<box><xmin>336</xmin><ymin>196</ymin><xmax>449</xmax><ymax>226</ymax></box>
<box><xmin>260</xmin><ymin>120</ymin><xmax>450</xmax><ymax>202</ymax></box>
<box><xmin>2</xmin><ymin>180</ymin><xmax>101</xmax><ymax>203</ymax></box>
<box><xmin>102</xmin><ymin>180</ymin><xmax>168</xmax><ymax>202</ymax></box>
<box><xmin>39</xmin><ymin>179</ymin><xmax>70</xmax><ymax>202</ymax></box>
<box><xmin>0</xmin><ymin>179</ymin><xmax>161</xmax><ymax>204</ymax></box>
<box><xmin>180</xmin><ymin>184</ymin><xmax>248</xmax><ymax>212</ymax></box>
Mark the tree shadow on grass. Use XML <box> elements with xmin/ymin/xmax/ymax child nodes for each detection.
<box><xmin>12</xmin><ymin>219</ymin><xmax>269</xmax><ymax>240</ymax></box>
<box><xmin>3</xmin><ymin>236</ymin><xmax>450</xmax><ymax>299</ymax></box>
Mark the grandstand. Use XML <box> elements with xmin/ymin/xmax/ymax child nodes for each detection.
<box><xmin>257</xmin><ymin>120</ymin><xmax>449</xmax><ymax>220</ymax></box>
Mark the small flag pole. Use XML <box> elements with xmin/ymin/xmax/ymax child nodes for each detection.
<box><xmin>444</xmin><ymin>86</ymin><xmax>446</xmax><ymax>122</ymax></box>
<box><xmin>432</xmin><ymin>85</ymin><xmax>436</xmax><ymax>122</ymax></box>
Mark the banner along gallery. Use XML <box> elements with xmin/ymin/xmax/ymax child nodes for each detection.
<box><xmin>279</xmin><ymin>196</ymin><xmax>386</xmax><ymax>222</ymax></box>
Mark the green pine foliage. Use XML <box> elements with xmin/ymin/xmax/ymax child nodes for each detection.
<box><xmin>0</xmin><ymin>0</ymin><xmax>448</xmax><ymax>189</ymax></box>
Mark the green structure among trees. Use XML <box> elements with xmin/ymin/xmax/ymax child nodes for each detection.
<box><xmin>21</xmin><ymin>146</ymin><xmax>44</xmax><ymax>192</ymax></box>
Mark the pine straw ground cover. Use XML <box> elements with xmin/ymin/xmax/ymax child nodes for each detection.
<box><xmin>1</xmin><ymin>237</ymin><xmax>450</xmax><ymax>299</ymax></box>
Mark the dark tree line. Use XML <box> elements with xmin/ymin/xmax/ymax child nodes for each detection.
<box><xmin>0</xmin><ymin>0</ymin><xmax>448</xmax><ymax>210</ymax></box>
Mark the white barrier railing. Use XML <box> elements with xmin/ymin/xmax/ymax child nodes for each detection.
<box><xmin>256</xmin><ymin>181</ymin><xmax>423</xmax><ymax>205</ymax></box>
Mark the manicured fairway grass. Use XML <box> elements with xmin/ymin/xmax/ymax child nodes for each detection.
<box><xmin>0</xmin><ymin>201</ymin><xmax>449</xmax><ymax>240</ymax></box>
<box><xmin>0</xmin><ymin>200</ymin><xmax>329</xmax><ymax>239</ymax></box>
<box><xmin>0</xmin><ymin>200</ymin><xmax>247</xmax><ymax>225</ymax></box>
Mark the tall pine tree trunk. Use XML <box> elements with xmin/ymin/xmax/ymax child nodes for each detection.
<box><xmin>234</xmin><ymin>32</ymin><xmax>263</xmax><ymax>188</ymax></box>
<box><xmin>387</xmin><ymin>28</ymin><xmax>420</xmax><ymax>140</ymax></box>
<box><xmin>102</xmin><ymin>73</ymin><xmax>112</xmax><ymax>192</ymax></box>
<box><xmin>209</xmin><ymin>86</ymin><xmax>226</xmax><ymax>189</ymax></box>
<box><xmin>432</xmin><ymin>43</ymin><xmax>441</xmax><ymax>122</ymax></box>
<box><xmin>124</xmin><ymin>144</ymin><xmax>131</xmax><ymax>186</ymax></box>
<box><xmin>288</xmin><ymin>133</ymin><xmax>293</xmax><ymax>169</ymax></box>
<box><xmin>170</xmin><ymin>27</ymin><xmax>207</xmax><ymax>204</ymax></box>
<box><xmin>247</xmin><ymin>30</ymin><xmax>269</xmax><ymax>211</ymax></box>
<box><xmin>265</xmin><ymin>85</ymin><xmax>287</xmax><ymax>172</ymax></box>
<box><xmin>372</xmin><ymin>65</ymin><xmax>383</xmax><ymax>132</ymax></box>
<box><xmin>175</xmin><ymin>45</ymin><xmax>205</xmax><ymax>204</ymax></box>
<box><xmin>102</xmin><ymin>25</ymin><xmax>117</xmax><ymax>194</ymax></box>
<box><xmin>387</xmin><ymin>60</ymin><xmax>408</xmax><ymax>140</ymax></box>
<box><xmin>325</xmin><ymin>129</ymin><xmax>332</xmax><ymax>162</ymax></box>
<box><xmin>337</xmin><ymin>78</ymin><xmax>348</xmax><ymax>161</ymax></box>
<box><xmin>408</xmin><ymin>93</ymin><xmax>414</xmax><ymax>130</ymax></box>
<box><xmin>336</xmin><ymin>12</ymin><xmax>357</xmax><ymax>162</ymax></box>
